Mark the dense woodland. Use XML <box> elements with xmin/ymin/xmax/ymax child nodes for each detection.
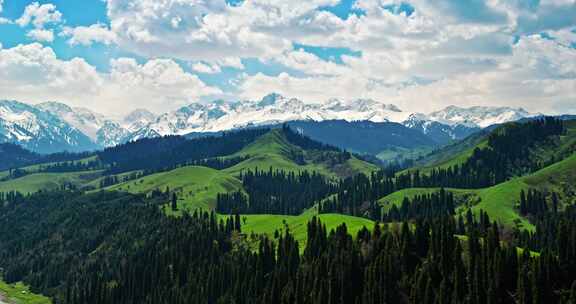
<box><xmin>382</xmin><ymin>189</ymin><xmax>456</xmax><ymax>222</ymax></box>
<box><xmin>0</xmin><ymin>143</ymin><xmax>41</xmax><ymax>170</ymax></box>
<box><xmin>0</xmin><ymin>190</ymin><xmax>576</xmax><ymax>303</ymax></box>
<box><xmin>216</xmin><ymin>168</ymin><xmax>335</xmax><ymax>215</ymax></box>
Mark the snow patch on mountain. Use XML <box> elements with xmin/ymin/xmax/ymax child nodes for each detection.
<box><xmin>425</xmin><ymin>105</ymin><xmax>537</xmax><ymax>128</ymax></box>
<box><xmin>38</xmin><ymin>101</ymin><xmax>131</xmax><ymax>147</ymax></box>
<box><xmin>38</xmin><ymin>102</ymin><xmax>108</xmax><ymax>140</ymax></box>
<box><xmin>123</xmin><ymin>109</ymin><xmax>156</xmax><ymax>132</ymax></box>
<box><xmin>0</xmin><ymin>100</ymin><xmax>99</xmax><ymax>153</ymax></box>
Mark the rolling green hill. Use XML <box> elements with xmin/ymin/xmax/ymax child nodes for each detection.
<box><xmin>0</xmin><ymin>155</ymin><xmax>99</xmax><ymax>177</ymax></box>
<box><xmin>224</xmin><ymin>129</ymin><xmax>378</xmax><ymax>178</ymax></box>
<box><xmin>380</xmin><ymin>153</ymin><xmax>576</xmax><ymax>231</ymax></box>
<box><xmin>472</xmin><ymin>153</ymin><xmax>576</xmax><ymax>228</ymax></box>
<box><xmin>406</xmin><ymin>119</ymin><xmax>576</xmax><ymax>175</ymax></box>
<box><xmin>410</xmin><ymin>129</ymin><xmax>491</xmax><ymax>171</ymax></box>
<box><xmin>0</xmin><ymin>170</ymin><xmax>103</xmax><ymax>194</ymax></box>
<box><xmin>378</xmin><ymin>187</ymin><xmax>480</xmax><ymax>211</ymax></box>
<box><xmin>105</xmin><ymin>166</ymin><xmax>243</xmax><ymax>212</ymax></box>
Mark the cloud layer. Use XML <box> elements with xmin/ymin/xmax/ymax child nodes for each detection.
<box><xmin>0</xmin><ymin>0</ymin><xmax>574</xmax><ymax>115</ymax></box>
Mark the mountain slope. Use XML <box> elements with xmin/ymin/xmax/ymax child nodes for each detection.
<box><xmin>123</xmin><ymin>109</ymin><xmax>156</xmax><ymax>132</ymax></box>
<box><xmin>131</xmin><ymin>94</ymin><xmax>535</xmax><ymax>144</ymax></box>
<box><xmin>382</xmin><ymin>120</ymin><xmax>576</xmax><ymax>230</ymax></box>
<box><xmin>133</xmin><ymin>94</ymin><xmax>415</xmax><ymax>138</ymax></box>
<box><xmin>0</xmin><ymin>170</ymin><xmax>103</xmax><ymax>194</ymax></box>
<box><xmin>37</xmin><ymin>102</ymin><xmax>108</xmax><ymax>140</ymax></box>
<box><xmin>285</xmin><ymin>120</ymin><xmax>438</xmax><ymax>155</ymax></box>
<box><xmin>379</xmin><ymin>154</ymin><xmax>576</xmax><ymax>231</ymax></box>
<box><xmin>402</xmin><ymin>113</ymin><xmax>481</xmax><ymax>143</ymax></box>
<box><xmin>410</xmin><ymin>118</ymin><xmax>576</xmax><ymax>174</ymax></box>
<box><xmin>1</xmin><ymin>96</ymin><xmax>539</xmax><ymax>153</ymax></box>
<box><xmin>105</xmin><ymin>166</ymin><xmax>243</xmax><ymax>212</ymax></box>
<box><xmin>38</xmin><ymin>101</ymin><xmax>130</xmax><ymax>147</ymax></box>
<box><xmin>223</xmin><ymin>128</ymin><xmax>379</xmax><ymax>178</ymax></box>
<box><xmin>0</xmin><ymin>100</ymin><xmax>100</xmax><ymax>153</ymax></box>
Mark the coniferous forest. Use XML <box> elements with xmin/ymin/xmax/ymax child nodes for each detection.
<box><xmin>1</xmin><ymin>190</ymin><xmax>576</xmax><ymax>303</ymax></box>
<box><xmin>216</xmin><ymin>168</ymin><xmax>335</xmax><ymax>215</ymax></box>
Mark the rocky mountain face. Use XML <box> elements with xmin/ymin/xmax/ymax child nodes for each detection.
<box><xmin>0</xmin><ymin>95</ymin><xmax>538</xmax><ymax>153</ymax></box>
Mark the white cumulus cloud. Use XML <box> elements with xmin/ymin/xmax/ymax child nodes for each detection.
<box><xmin>61</xmin><ymin>23</ymin><xmax>118</xmax><ymax>46</ymax></box>
<box><xmin>16</xmin><ymin>2</ymin><xmax>62</xmax><ymax>28</ymax></box>
<box><xmin>26</xmin><ymin>29</ymin><xmax>55</xmax><ymax>42</ymax></box>
<box><xmin>191</xmin><ymin>62</ymin><xmax>222</xmax><ymax>74</ymax></box>
<box><xmin>0</xmin><ymin>43</ymin><xmax>222</xmax><ymax>115</ymax></box>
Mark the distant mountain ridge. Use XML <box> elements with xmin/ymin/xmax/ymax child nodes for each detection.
<box><xmin>0</xmin><ymin>94</ymin><xmax>540</xmax><ymax>153</ymax></box>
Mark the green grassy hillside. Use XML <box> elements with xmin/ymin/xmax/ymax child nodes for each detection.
<box><xmin>239</xmin><ymin>210</ymin><xmax>375</xmax><ymax>248</ymax></box>
<box><xmin>0</xmin><ymin>170</ymin><xmax>103</xmax><ymax>194</ymax></box>
<box><xmin>0</xmin><ymin>155</ymin><xmax>99</xmax><ymax>180</ymax></box>
<box><xmin>105</xmin><ymin>166</ymin><xmax>243</xmax><ymax>212</ymax></box>
<box><xmin>224</xmin><ymin>129</ymin><xmax>378</xmax><ymax>178</ymax></box>
<box><xmin>83</xmin><ymin>170</ymin><xmax>144</xmax><ymax>190</ymax></box>
<box><xmin>380</xmin><ymin>153</ymin><xmax>576</xmax><ymax>231</ymax></box>
<box><xmin>411</xmin><ymin>130</ymin><xmax>490</xmax><ymax>171</ymax></box>
<box><xmin>471</xmin><ymin>153</ymin><xmax>575</xmax><ymax>230</ymax></box>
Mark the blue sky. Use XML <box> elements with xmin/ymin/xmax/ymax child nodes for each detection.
<box><xmin>0</xmin><ymin>0</ymin><xmax>574</xmax><ymax>116</ymax></box>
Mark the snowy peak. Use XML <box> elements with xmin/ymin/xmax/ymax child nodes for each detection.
<box><xmin>318</xmin><ymin>98</ymin><xmax>409</xmax><ymax>123</ymax></box>
<box><xmin>133</xmin><ymin>95</ymin><xmax>414</xmax><ymax>137</ymax></box>
<box><xmin>344</xmin><ymin>99</ymin><xmax>401</xmax><ymax>113</ymax></box>
<box><xmin>123</xmin><ymin>109</ymin><xmax>156</xmax><ymax>132</ymax></box>
<box><xmin>97</xmin><ymin>121</ymin><xmax>131</xmax><ymax>147</ymax></box>
<box><xmin>258</xmin><ymin>93</ymin><xmax>285</xmax><ymax>107</ymax></box>
<box><xmin>38</xmin><ymin>101</ymin><xmax>107</xmax><ymax>140</ymax></box>
<box><xmin>37</xmin><ymin>101</ymin><xmax>74</xmax><ymax>114</ymax></box>
<box><xmin>0</xmin><ymin>100</ymin><xmax>98</xmax><ymax>153</ymax></box>
<box><xmin>38</xmin><ymin>101</ymin><xmax>132</xmax><ymax>147</ymax></box>
<box><xmin>427</xmin><ymin>105</ymin><xmax>536</xmax><ymax>128</ymax></box>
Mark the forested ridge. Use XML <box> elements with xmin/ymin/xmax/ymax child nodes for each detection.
<box><xmin>396</xmin><ymin>117</ymin><xmax>568</xmax><ymax>189</ymax></box>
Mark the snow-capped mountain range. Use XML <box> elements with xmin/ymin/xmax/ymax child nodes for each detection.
<box><xmin>0</xmin><ymin>94</ymin><xmax>539</xmax><ymax>153</ymax></box>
